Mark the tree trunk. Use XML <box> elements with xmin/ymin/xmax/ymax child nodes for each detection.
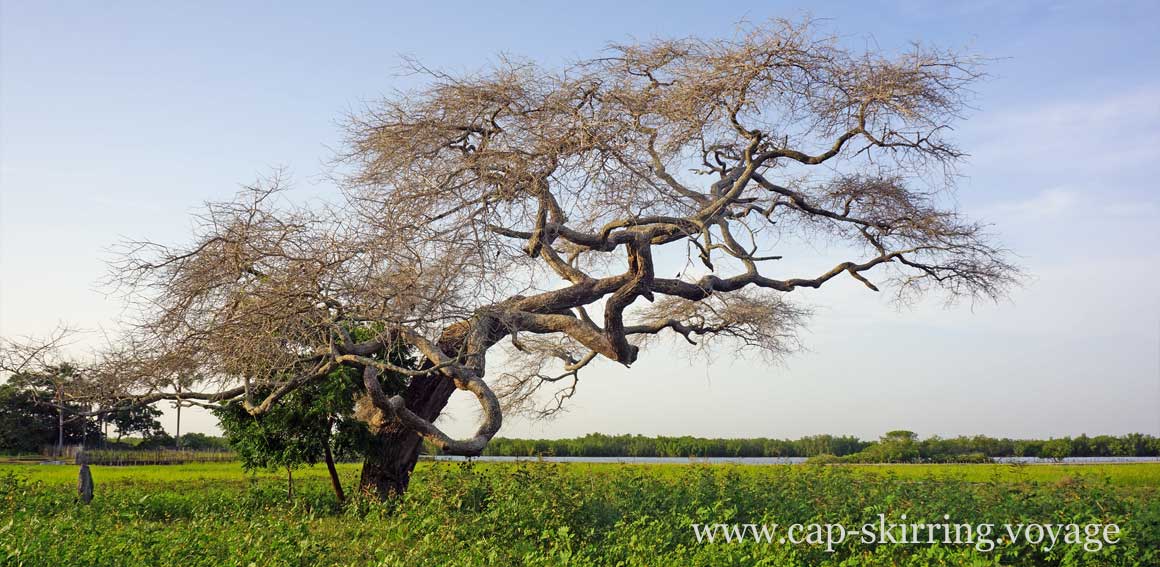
<box><xmin>57</xmin><ymin>407</ymin><xmax>64</xmax><ymax>457</ymax></box>
<box><xmin>324</xmin><ymin>443</ymin><xmax>345</xmax><ymax>503</ymax></box>
<box><xmin>358</xmin><ymin>373</ymin><xmax>457</xmax><ymax>499</ymax></box>
<box><xmin>286</xmin><ymin>466</ymin><xmax>293</xmax><ymax>500</ymax></box>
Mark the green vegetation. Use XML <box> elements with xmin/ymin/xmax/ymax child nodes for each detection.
<box><xmin>215</xmin><ymin>367</ymin><xmax>368</xmax><ymax>501</ymax></box>
<box><xmin>0</xmin><ymin>365</ymin><xmax>102</xmax><ymax>454</ymax></box>
<box><xmin>2</xmin><ymin>462</ymin><xmax>1157</xmax><ymax>566</ymax></box>
<box><xmin>214</xmin><ymin>336</ymin><xmax>417</xmax><ymax>500</ymax></box>
<box><xmin>170</xmin><ymin>432</ymin><xmax>231</xmax><ymax>451</ymax></box>
<box><xmin>480</xmin><ymin>431</ymin><xmax>1160</xmax><ymax>462</ymax></box>
<box><xmin>0</xmin><ymin>365</ymin><xmax>170</xmax><ymax>455</ymax></box>
<box><xmin>105</xmin><ymin>405</ymin><xmax>165</xmax><ymax>443</ymax></box>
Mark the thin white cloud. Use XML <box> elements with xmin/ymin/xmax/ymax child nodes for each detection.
<box><xmin>983</xmin><ymin>187</ymin><xmax>1158</xmax><ymax>221</ymax></box>
<box><xmin>965</xmin><ymin>86</ymin><xmax>1160</xmax><ymax>173</ymax></box>
<box><xmin>987</xmin><ymin>187</ymin><xmax>1079</xmax><ymax>219</ymax></box>
<box><xmin>1102</xmin><ymin>200</ymin><xmax>1159</xmax><ymax>218</ymax></box>
<box><xmin>980</xmin><ymin>87</ymin><xmax>1160</xmax><ymax>130</ymax></box>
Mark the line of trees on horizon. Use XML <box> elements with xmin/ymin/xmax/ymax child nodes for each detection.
<box><xmin>31</xmin><ymin>429</ymin><xmax>1159</xmax><ymax>462</ymax></box>
<box><xmin>466</xmin><ymin>431</ymin><xmax>1160</xmax><ymax>461</ymax></box>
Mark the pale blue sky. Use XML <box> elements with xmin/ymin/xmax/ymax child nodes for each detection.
<box><xmin>2</xmin><ymin>1</ymin><xmax>1157</xmax><ymax>439</ymax></box>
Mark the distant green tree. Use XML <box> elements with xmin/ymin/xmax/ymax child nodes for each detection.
<box><xmin>0</xmin><ymin>385</ymin><xmax>63</xmax><ymax>453</ymax></box>
<box><xmin>0</xmin><ymin>378</ymin><xmax>102</xmax><ymax>454</ymax></box>
<box><xmin>1070</xmin><ymin>434</ymin><xmax>1092</xmax><ymax>457</ymax></box>
<box><xmin>1041</xmin><ymin>438</ymin><xmax>1072</xmax><ymax>462</ymax></box>
<box><xmin>857</xmin><ymin>430</ymin><xmax>921</xmax><ymax>463</ymax></box>
<box><xmin>108</xmin><ymin>405</ymin><xmax>165</xmax><ymax>442</ymax></box>
<box><xmin>1013</xmin><ymin>440</ymin><xmax>1043</xmax><ymax>458</ymax></box>
<box><xmin>882</xmin><ymin>430</ymin><xmax>918</xmax><ymax>443</ymax></box>
<box><xmin>481</xmin><ymin>432</ymin><xmax>1159</xmax><ymax>462</ymax></box>
<box><xmin>9</xmin><ymin>364</ymin><xmax>103</xmax><ymax>453</ymax></box>
<box><xmin>176</xmin><ymin>432</ymin><xmax>230</xmax><ymax>451</ymax></box>
<box><xmin>136</xmin><ymin>432</ymin><xmax>175</xmax><ymax>450</ymax></box>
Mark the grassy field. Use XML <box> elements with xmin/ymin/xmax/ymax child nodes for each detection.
<box><xmin>1</xmin><ymin>461</ymin><xmax>1157</xmax><ymax>566</ymax></box>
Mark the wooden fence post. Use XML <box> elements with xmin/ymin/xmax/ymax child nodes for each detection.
<box><xmin>78</xmin><ymin>464</ymin><xmax>94</xmax><ymax>504</ymax></box>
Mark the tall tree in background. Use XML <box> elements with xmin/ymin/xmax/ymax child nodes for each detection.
<box><xmin>93</xmin><ymin>19</ymin><xmax>1015</xmax><ymax>498</ymax></box>
<box><xmin>0</xmin><ymin>382</ymin><xmax>101</xmax><ymax>454</ymax></box>
<box><xmin>0</xmin><ymin>329</ymin><xmax>104</xmax><ymax>454</ymax></box>
<box><xmin>107</xmin><ymin>405</ymin><xmax>165</xmax><ymax>443</ymax></box>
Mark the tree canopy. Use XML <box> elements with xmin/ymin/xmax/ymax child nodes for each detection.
<box><xmin>23</xmin><ymin>20</ymin><xmax>1016</xmax><ymax>469</ymax></box>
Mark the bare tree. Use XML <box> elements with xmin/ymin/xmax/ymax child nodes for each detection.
<box><xmin>97</xmin><ymin>20</ymin><xmax>1016</xmax><ymax>497</ymax></box>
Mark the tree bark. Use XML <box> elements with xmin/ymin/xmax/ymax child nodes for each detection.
<box><xmin>358</xmin><ymin>373</ymin><xmax>457</xmax><ymax>499</ymax></box>
<box><xmin>57</xmin><ymin>404</ymin><xmax>64</xmax><ymax>457</ymax></box>
<box><xmin>324</xmin><ymin>443</ymin><xmax>345</xmax><ymax>503</ymax></box>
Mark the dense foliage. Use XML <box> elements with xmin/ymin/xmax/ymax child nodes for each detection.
<box><xmin>174</xmin><ymin>432</ymin><xmax>231</xmax><ymax>451</ymax></box>
<box><xmin>106</xmin><ymin>405</ymin><xmax>165</xmax><ymax>442</ymax></box>
<box><xmin>215</xmin><ymin>368</ymin><xmax>369</xmax><ymax>475</ymax></box>
<box><xmin>477</xmin><ymin>432</ymin><xmax>1160</xmax><ymax>462</ymax></box>
<box><xmin>0</xmin><ymin>380</ymin><xmax>101</xmax><ymax>454</ymax></box>
<box><xmin>1</xmin><ymin>462</ymin><xmax>1157</xmax><ymax>566</ymax></box>
<box><xmin>0</xmin><ymin>366</ymin><xmax>172</xmax><ymax>454</ymax></box>
<box><xmin>214</xmin><ymin>336</ymin><xmax>417</xmax><ymax>498</ymax></box>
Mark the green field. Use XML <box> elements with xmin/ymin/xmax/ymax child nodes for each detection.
<box><xmin>2</xmin><ymin>461</ymin><xmax>1158</xmax><ymax>566</ymax></box>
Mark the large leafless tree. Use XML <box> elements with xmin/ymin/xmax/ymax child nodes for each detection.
<box><xmin>93</xmin><ymin>20</ymin><xmax>1016</xmax><ymax>497</ymax></box>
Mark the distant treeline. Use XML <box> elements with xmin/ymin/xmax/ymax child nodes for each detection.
<box><xmin>481</xmin><ymin>433</ymin><xmax>869</xmax><ymax>458</ymax></box>
<box><xmin>474</xmin><ymin>432</ymin><xmax>1160</xmax><ymax>461</ymax></box>
<box><xmin>89</xmin><ymin>432</ymin><xmax>232</xmax><ymax>452</ymax></box>
<box><xmin>32</xmin><ymin>431</ymin><xmax>1160</xmax><ymax>463</ymax></box>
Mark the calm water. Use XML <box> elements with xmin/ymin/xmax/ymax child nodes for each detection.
<box><xmin>430</xmin><ymin>455</ymin><xmax>1160</xmax><ymax>465</ymax></box>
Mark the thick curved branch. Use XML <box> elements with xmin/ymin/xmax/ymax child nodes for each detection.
<box><xmin>362</xmin><ymin>363</ymin><xmax>501</xmax><ymax>457</ymax></box>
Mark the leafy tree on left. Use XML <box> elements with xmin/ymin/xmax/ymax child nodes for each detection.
<box><xmin>0</xmin><ymin>372</ymin><xmax>101</xmax><ymax>454</ymax></box>
<box><xmin>0</xmin><ymin>328</ymin><xmax>166</xmax><ymax>454</ymax></box>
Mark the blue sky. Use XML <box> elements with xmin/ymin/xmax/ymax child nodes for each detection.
<box><xmin>2</xmin><ymin>1</ymin><xmax>1157</xmax><ymax>439</ymax></box>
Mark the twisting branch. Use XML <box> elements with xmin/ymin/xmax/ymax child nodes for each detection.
<box><xmin>361</xmin><ymin>359</ymin><xmax>501</xmax><ymax>456</ymax></box>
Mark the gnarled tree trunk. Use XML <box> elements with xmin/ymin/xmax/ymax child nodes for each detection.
<box><xmin>358</xmin><ymin>373</ymin><xmax>457</xmax><ymax>498</ymax></box>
